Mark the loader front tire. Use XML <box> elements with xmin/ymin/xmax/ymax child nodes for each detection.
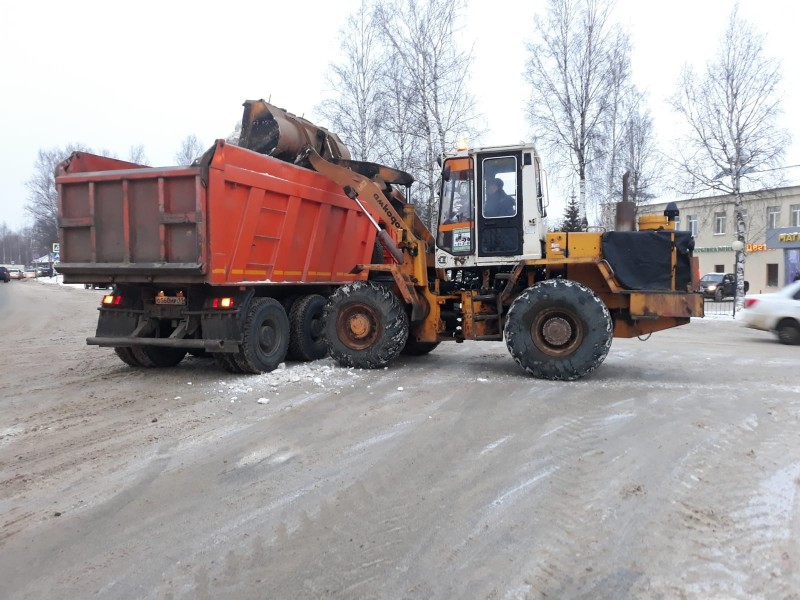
<box><xmin>325</xmin><ymin>282</ymin><xmax>408</xmax><ymax>369</ymax></box>
<box><xmin>235</xmin><ymin>297</ymin><xmax>289</xmax><ymax>374</ymax></box>
<box><xmin>504</xmin><ymin>279</ymin><xmax>612</xmax><ymax>381</ymax></box>
<box><xmin>287</xmin><ymin>294</ymin><xmax>328</xmax><ymax>361</ymax></box>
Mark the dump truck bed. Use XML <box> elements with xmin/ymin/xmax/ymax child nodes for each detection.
<box><xmin>56</xmin><ymin>141</ymin><xmax>376</xmax><ymax>286</ymax></box>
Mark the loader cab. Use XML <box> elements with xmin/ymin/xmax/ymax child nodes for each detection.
<box><xmin>436</xmin><ymin>143</ymin><xmax>548</xmax><ymax>268</ymax></box>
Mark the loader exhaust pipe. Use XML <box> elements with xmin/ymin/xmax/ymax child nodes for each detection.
<box><xmin>615</xmin><ymin>171</ymin><xmax>636</xmax><ymax>232</ymax></box>
<box><xmin>239</xmin><ymin>99</ymin><xmax>351</xmax><ymax>163</ymax></box>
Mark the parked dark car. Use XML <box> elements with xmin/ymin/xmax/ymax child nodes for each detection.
<box><xmin>0</xmin><ymin>266</ymin><xmax>9</xmax><ymax>283</ymax></box>
<box><xmin>700</xmin><ymin>272</ymin><xmax>750</xmax><ymax>301</ymax></box>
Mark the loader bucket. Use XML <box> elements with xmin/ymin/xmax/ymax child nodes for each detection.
<box><xmin>239</xmin><ymin>99</ymin><xmax>351</xmax><ymax>163</ymax></box>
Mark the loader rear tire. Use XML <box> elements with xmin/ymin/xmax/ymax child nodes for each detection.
<box><xmin>287</xmin><ymin>294</ymin><xmax>328</xmax><ymax>361</ymax></box>
<box><xmin>324</xmin><ymin>281</ymin><xmax>408</xmax><ymax>369</ymax></box>
<box><xmin>235</xmin><ymin>297</ymin><xmax>289</xmax><ymax>374</ymax></box>
<box><xmin>504</xmin><ymin>279</ymin><xmax>612</xmax><ymax>381</ymax></box>
<box><xmin>131</xmin><ymin>346</ymin><xmax>187</xmax><ymax>368</ymax></box>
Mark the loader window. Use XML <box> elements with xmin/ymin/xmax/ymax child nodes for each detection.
<box><xmin>438</xmin><ymin>157</ymin><xmax>474</xmax><ymax>255</ymax></box>
<box><xmin>481</xmin><ymin>157</ymin><xmax>517</xmax><ymax>219</ymax></box>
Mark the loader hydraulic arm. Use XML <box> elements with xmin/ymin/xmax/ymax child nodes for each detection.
<box><xmin>304</xmin><ymin>147</ymin><xmax>424</xmax><ymax>264</ymax></box>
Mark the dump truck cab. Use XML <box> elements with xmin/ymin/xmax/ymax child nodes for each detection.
<box><xmin>436</xmin><ymin>143</ymin><xmax>548</xmax><ymax>267</ymax></box>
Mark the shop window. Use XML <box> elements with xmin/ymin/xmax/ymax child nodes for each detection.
<box><xmin>767</xmin><ymin>264</ymin><xmax>778</xmax><ymax>287</ymax></box>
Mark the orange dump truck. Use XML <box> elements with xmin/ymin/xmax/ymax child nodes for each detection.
<box><xmin>56</xmin><ymin>140</ymin><xmax>379</xmax><ymax>372</ymax></box>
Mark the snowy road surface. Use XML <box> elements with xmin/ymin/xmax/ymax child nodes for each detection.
<box><xmin>1</xmin><ymin>280</ymin><xmax>799</xmax><ymax>599</ymax></box>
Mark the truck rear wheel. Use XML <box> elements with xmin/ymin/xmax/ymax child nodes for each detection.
<box><xmin>131</xmin><ymin>346</ymin><xmax>187</xmax><ymax>368</ymax></box>
<box><xmin>324</xmin><ymin>281</ymin><xmax>408</xmax><ymax>369</ymax></box>
<box><xmin>215</xmin><ymin>353</ymin><xmax>246</xmax><ymax>373</ymax></box>
<box><xmin>114</xmin><ymin>347</ymin><xmax>140</xmax><ymax>367</ymax></box>
<box><xmin>288</xmin><ymin>294</ymin><xmax>328</xmax><ymax>361</ymax></box>
<box><xmin>504</xmin><ymin>280</ymin><xmax>612</xmax><ymax>381</ymax></box>
<box><xmin>235</xmin><ymin>297</ymin><xmax>289</xmax><ymax>373</ymax></box>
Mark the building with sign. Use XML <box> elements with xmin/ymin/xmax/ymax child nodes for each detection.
<box><xmin>641</xmin><ymin>185</ymin><xmax>800</xmax><ymax>294</ymax></box>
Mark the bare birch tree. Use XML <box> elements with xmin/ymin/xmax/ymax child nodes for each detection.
<box><xmin>374</xmin><ymin>52</ymin><xmax>425</xmax><ymax>177</ymax></box>
<box><xmin>374</xmin><ymin>0</ymin><xmax>479</xmax><ymax>229</ymax></box>
<box><xmin>671</xmin><ymin>3</ymin><xmax>789</xmax><ymax>309</ymax></box>
<box><xmin>622</xmin><ymin>98</ymin><xmax>663</xmax><ymax>207</ymax></box>
<box><xmin>318</xmin><ymin>1</ymin><xmax>385</xmax><ymax>162</ymax></box>
<box><xmin>128</xmin><ymin>144</ymin><xmax>149</xmax><ymax>166</ymax></box>
<box><xmin>174</xmin><ymin>135</ymin><xmax>205</xmax><ymax>165</ymax></box>
<box><xmin>595</xmin><ymin>90</ymin><xmax>664</xmax><ymax>227</ymax></box>
<box><xmin>592</xmin><ymin>37</ymin><xmax>633</xmax><ymax>229</ymax></box>
<box><xmin>25</xmin><ymin>144</ymin><xmax>90</xmax><ymax>255</ymax></box>
<box><xmin>524</xmin><ymin>0</ymin><xmax>631</xmax><ymax>227</ymax></box>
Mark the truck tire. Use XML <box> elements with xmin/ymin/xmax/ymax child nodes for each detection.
<box><xmin>215</xmin><ymin>352</ymin><xmax>246</xmax><ymax>373</ymax></box>
<box><xmin>235</xmin><ymin>297</ymin><xmax>290</xmax><ymax>373</ymax></box>
<box><xmin>504</xmin><ymin>279</ymin><xmax>612</xmax><ymax>381</ymax></box>
<box><xmin>131</xmin><ymin>346</ymin><xmax>187</xmax><ymax>368</ymax></box>
<box><xmin>114</xmin><ymin>347</ymin><xmax>140</xmax><ymax>367</ymax></box>
<box><xmin>324</xmin><ymin>281</ymin><xmax>408</xmax><ymax>369</ymax></box>
<box><xmin>287</xmin><ymin>294</ymin><xmax>328</xmax><ymax>361</ymax></box>
<box><xmin>401</xmin><ymin>338</ymin><xmax>440</xmax><ymax>356</ymax></box>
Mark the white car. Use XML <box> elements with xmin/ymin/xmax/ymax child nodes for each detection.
<box><xmin>741</xmin><ymin>280</ymin><xmax>800</xmax><ymax>345</ymax></box>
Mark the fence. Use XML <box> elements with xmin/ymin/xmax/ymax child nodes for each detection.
<box><xmin>703</xmin><ymin>298</ymin><xmax>736</xmax><ymax>317</ymax></box>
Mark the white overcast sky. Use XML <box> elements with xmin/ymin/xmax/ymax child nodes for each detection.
<box><xmin>1</xmin><ymin>0</ymin><xmax>798</xmax><ymax>231</ymax></box>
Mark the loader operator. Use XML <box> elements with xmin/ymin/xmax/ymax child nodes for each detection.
<box><xmin>484</xmin><ymin>177</ymin><xmax>515</xmax><ymax>218</ymax></box>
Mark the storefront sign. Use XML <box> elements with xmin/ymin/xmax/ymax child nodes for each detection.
<box><xmin>767</xmin><ymin>228</ymin><xmax>800</xmax><ymax>248</ymax></box>
<box><xmin>746</xmin><ymin>243</ymin><xmax>768</xmax><ymax>252</ymax></box>
<box><xmin>694</xmin><ymin>246</ymin><xmax>733</xmax><ymax>252</ymax></box>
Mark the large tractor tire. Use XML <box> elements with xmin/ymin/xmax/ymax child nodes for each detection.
<box><xmin>287</xmin><ymin>294</ymin><xmax>328</xmax><ymax>361</ymax></box>
<box><xmin>324</xmin><ymin>281</ymin><xmax>409</xmax><ymax>369</ymax></box>
<box><xmin>504</xmin><ymin>279</ymin><xmax>612</xmax><ymax>381</ymax></box>
<box><xmin>130</xmin><ymin>346</ymin><xmax>187</xmax><ymax>368</ymax></box>
<box><xmin>233</xmin><ymin>297</ymin><xmax>290</xmax><ymax>374</ymax></box>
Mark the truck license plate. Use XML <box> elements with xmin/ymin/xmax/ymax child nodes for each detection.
<box><xmin>155</xmin><ymin>296</ymin><xmax>186</xmax><ymax>305</ymax></box>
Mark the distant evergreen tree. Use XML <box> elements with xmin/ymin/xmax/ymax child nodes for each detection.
<box><xmin>561</xmin><ymin>194</ymin><xmax>584</xmax><ymax>232</ymax></box>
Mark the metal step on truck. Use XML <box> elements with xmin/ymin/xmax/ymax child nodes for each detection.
<box><xmin>57</xmin><ymin>100</ymin><xmax>703</xmax><ymax>380</ymax></box>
